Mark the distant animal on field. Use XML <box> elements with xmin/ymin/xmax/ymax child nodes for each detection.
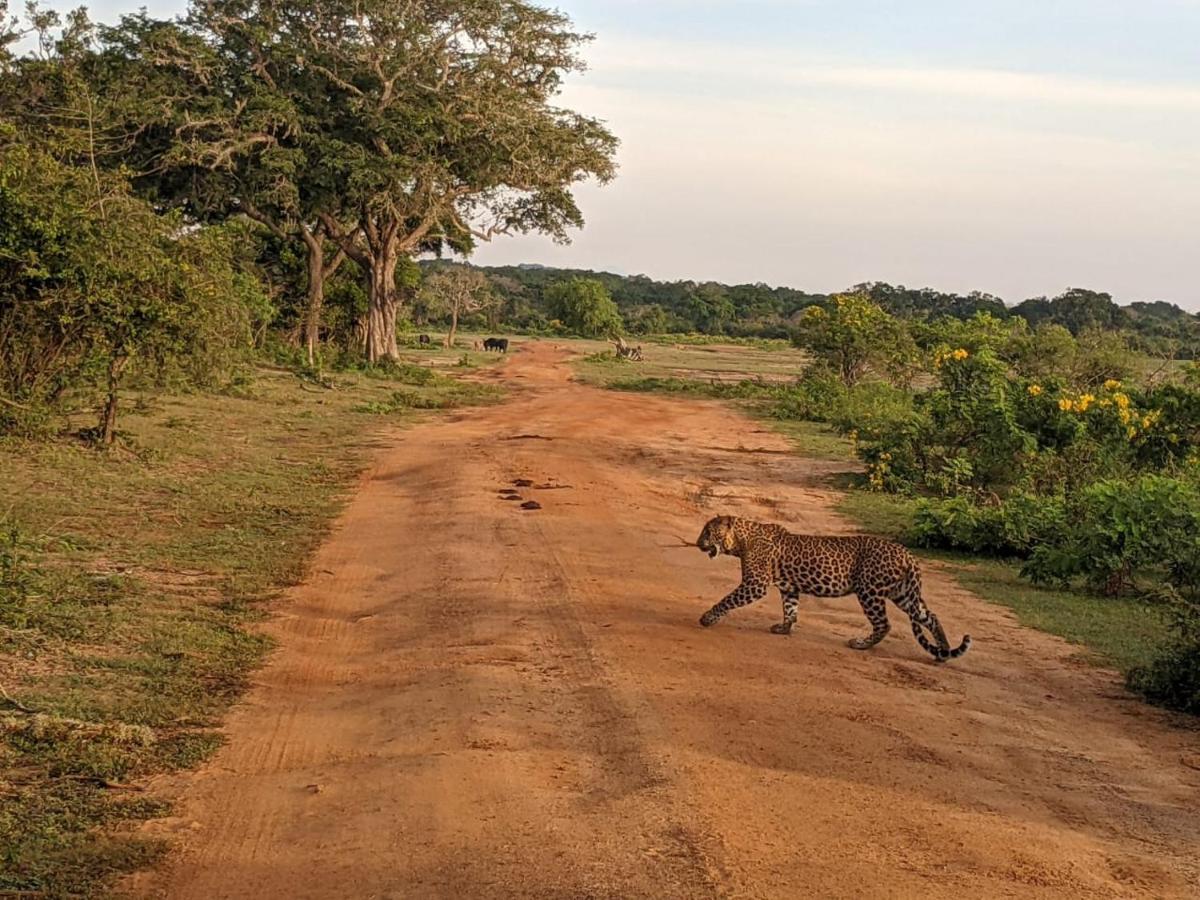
<box><xmin>483</xmin><ymin>337</ymin><xmax>509</xmax><ymax>353</ymax></box>
<box><xmin>418</xmin><ymin>334</ymin><xmax>432</xmax><ymax>345</ymax></box>
<box><xmin>694</xmin><ymin>515</ymin><xmax>970</xmax><ymax>662</ymax></box>
<box><xmin>473</xmin><ymin>340</ymin><xmax>481</xmax><ymax>351</ymax></box>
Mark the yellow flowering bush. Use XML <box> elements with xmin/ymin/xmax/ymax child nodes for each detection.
<box><xmin>933</xmin><ymin>347</ymin><xmax>971</xmax><ymax>368</ymax></box>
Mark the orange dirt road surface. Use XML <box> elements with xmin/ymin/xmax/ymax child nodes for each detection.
<box><xmin>131</xmin><ymin>342</ymin><xmax>1200</xmax><ymax>899</ymax></box>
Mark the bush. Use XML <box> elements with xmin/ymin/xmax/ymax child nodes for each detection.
<box><xmin>1022</xmin><ymin>476</ymin><xmax>1200</xmax><ymax>596</ymax></box>
<box><xmin>770</xmin><ymin>370</ymin><xmax>912</xmax><ymax>436</ymax></box>
<box><xmin>0</xmin><ymin>134</ymin><xmax>265</xmax><ymax>441</ymax></box>
<box><xmin>544</xmin><ymin>278</ymin><xmax>623</xmax><ymax>337</ymax></box>
<box><xmin>769</xmin><ymin>368</ymin><xmax>846</xmax><ymax>421</ymax></box>
<box><xmin>1126</xmin><ymin>591</ymin><xmax>1200</xmax><ymax>714</ymax></box>
<box><xmin>910</xmin><ymin>494</ymin><xmax>1066</xmax><ymax>557</ymax></box>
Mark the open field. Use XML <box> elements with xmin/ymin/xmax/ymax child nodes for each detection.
<box><xmin>574</xmin><ymin>337</ymin><xmax>810</xmax><ymax>385</ymax></box>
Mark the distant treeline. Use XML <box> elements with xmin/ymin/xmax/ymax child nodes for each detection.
<box><xmin>461</xmin><ymin>265</ymin><xmax>1200</xmax><ymax>357</ymax></box>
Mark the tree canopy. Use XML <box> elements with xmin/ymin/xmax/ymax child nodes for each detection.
<box><xmin>544</xmin><ymin>277</ymin><xmax>623</xmax><ymax>337</ymax></box>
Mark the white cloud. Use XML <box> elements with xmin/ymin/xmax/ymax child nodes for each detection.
<box><xmin>586</xmin><ymin>36</ymin><xmax>1200</xmax><ymax>113</ymax></box>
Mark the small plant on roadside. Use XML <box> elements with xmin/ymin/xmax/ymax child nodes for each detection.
<box><xmin>1127</xmin><ymin>588</ymin><xmax>1200</xmax><ymax>714</ymax></box>
<box><xmin>0</xmin><ymin>519</ymin><xmax>38</xmax><ymax>628</ymax></box>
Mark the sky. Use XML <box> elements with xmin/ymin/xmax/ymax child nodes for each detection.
<box><xmin>76</xmin><ymin>1</ymin><xmax>1200</xmax><ymax>308</ymax></box>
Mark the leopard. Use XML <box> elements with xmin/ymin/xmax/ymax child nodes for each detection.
<box><xmin>694</xmin><ymin>515</ymin><xmax>970</xmax><ymax>662</ymax></box>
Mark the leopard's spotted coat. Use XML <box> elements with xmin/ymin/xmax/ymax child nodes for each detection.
<box><xmin>695</xmin><ymin>516</ymin><xmax>970</xmax><ymax>661</ymax></box>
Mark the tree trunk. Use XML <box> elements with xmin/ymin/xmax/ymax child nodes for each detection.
<box><xmin>298</xmin><ymin>225</ymin><xmax>347</xmax><ymax>368</ymax></box>
<box><xmin>445</xmin><ymin>302</ymin><xmax>460</xmax><ymax>349</ymax></box>
<box><xmin>364</xmin><ymin>245</ymin><xmax>400</xmax><ymax>363</ymax></box>
<box><xmin>304</xmin><ymin>239</ymin><xmax>326</xmax><ymax>368</ymax></box>
<box><xmin>100</xmin><ymin>351</ymin><xmax>129</xmax><ymax>446</ymax></box>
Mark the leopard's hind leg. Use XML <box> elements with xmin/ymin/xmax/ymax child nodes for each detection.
<box><xmin>892</xmin><ymin>573</ymin><xmax>950</xmax><ymax>650</ymax></box>
<box><xmin>893</xmin><ymin>571</ymin><xmax>971</xmax><ymax>661</ymax></box>
<box><xmin>770</xmin><ymin>586</ymin><xmax>799</xmax><ymax>635</ymax></box>
<box><xmin>848</xmin><ymin>592</ymin><xmax>890</xmax><ymax>649</ymax></box>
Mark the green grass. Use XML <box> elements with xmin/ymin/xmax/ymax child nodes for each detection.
<box><xmin>641</xmin><ymin>333</ymin><xmax>793</xmax><ymax>349</ymax></box>
<box><xmin>571</xmin><ymin>337</ymin><xmax>811</xmax><ymax>388</ymax></box>
<box><xmin>0</xmin><ymin>361</ymin><xmax>500</xmax><ymax>896</ymax></box>
<box><xmin>573</xmin><ymin>340</ymin><xmax>855</xmax><ymax>463</ymax></box>
<box><xmin>835</xmin><ymin>489</ymin><xmax>1169</xmax><ymax>672</ymax></box>
<box><xmin>763</xmin><ymin>418</ymin><xmax>855</xmax><ymax>462</ymax></box>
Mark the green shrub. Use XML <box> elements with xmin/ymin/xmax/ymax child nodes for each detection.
<box><xmin>1022</xmin><ymin>476</ymin><xmax>1200</xmax><ymax>595</ymax></box>
<box><xmin>910</xmin><ymin>494</ymin><xmax>1066</xmax><ymax>557</ymax></box>
<box><xmin>769</xmin><ymin>368</ymin><xmax>846</xmax><ymax>421</ymax></box>
<box><xmin>770</xmin><ymin>371</ymin><xmax>912</xmax><ymax>435</ymax></box>
<box><xmin>1126</xmin><ymin>591</ymin><xmax>1200</xmax><ymax>714</ymax></box>
<box><xmin>610</xmin><ymin>377</ymin><xmax>769</xmax><ymax>401</ymax></box>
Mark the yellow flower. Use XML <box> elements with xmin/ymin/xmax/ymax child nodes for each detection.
<box><xmin>1113</xmin><ymin>393</ymin><xmax>1130</xmax><ymax>410</ymax></box>
<box><xmin>1103</xmin><ymin>379</ymin><xmax>1122</xmax><ymax>391</ymax></box>
<box><xmin>1058</xmin><ymin>398</ymin><xmax>1074</xmax><ymax>412</ymax></box>
<box><xmin>1027</xmin><ymin>384</ymin><xmax>1043</xmax><ymax>397</ymax></box>
<box><xmin>1076</xmin><ymin>393</ymin><xmax>1095</xmax><ymax>412</ymax></box>
<box><xmin>952</xmin><ymin>348</ymin><xmax>969</xmax><ymax>361</ymax></box>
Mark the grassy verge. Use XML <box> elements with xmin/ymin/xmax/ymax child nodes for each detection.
<box><xmin>0</xmin><ymin>362</ymin><xmax>501</xmax><ymax>896</ymax></box>
<box><xmin>836</xmin><ymin>489</ymin><xmax>1168</xmax><ymax>672</ymax></box>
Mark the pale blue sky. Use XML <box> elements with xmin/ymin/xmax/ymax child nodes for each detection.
<box><xmin>76</xmin><ymin>2</ymin><xmax>1200</xmax><ymax>307</ymax></box>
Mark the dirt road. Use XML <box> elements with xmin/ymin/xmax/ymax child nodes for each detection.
<box><xmin>133</xmin><ymin>342</ymin><xmax>1200</xmax><ymax>899</ymax></box>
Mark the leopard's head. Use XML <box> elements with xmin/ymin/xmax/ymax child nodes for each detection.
<box><xmin>696</xmin><ymin>516</ymin><xmax>738</xmax><ymax>559</ymax></box>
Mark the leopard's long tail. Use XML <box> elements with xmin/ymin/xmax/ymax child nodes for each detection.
<box><xmin>910</xmin><ymin>623</ymin><xmax>971</xmax><ymax>662</ymax></box>
<box><xmin>899</xmin><ymin>566</ymin><xmax>971</xmax><ymax>662</ymax></box>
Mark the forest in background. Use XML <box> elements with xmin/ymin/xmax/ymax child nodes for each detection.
<box><xmin>463</xmin><ymin>264</ymin><xmax>1200</xmax><ymax>357</ymax></box>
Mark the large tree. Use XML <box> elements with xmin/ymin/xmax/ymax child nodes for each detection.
<box><xmin>794</xmin><ymin>292</ymin><xmax>911</xmax><ymax>387</ymax></box>
<box><xmin>545</xmin><ymin>277</ymin><xmax>623</xmax><ymax>337</ymax></box>
<box><xmin>113</xmin><ymin>0</ymin><xmax>616</xmax><ymax>363</ymax></box>
<box><xmin>92</xmin><ymin>10</ymin><xmax>357</xmax><ymax>367</ymax></box>
<box><xmin>420</xmin><ymin>266</ymin><xmax>495</xmax><ymax>349</ymax></box>
<box><xmin>271</xmin><ymin>0</ymin><xmax>619</xmax><ymax>361</ymax></box>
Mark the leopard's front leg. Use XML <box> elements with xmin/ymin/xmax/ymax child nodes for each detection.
<box><xmin>699</xmin><ymin>577</ymin><xmax>767</xmax><ymax>627</ymax></box>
